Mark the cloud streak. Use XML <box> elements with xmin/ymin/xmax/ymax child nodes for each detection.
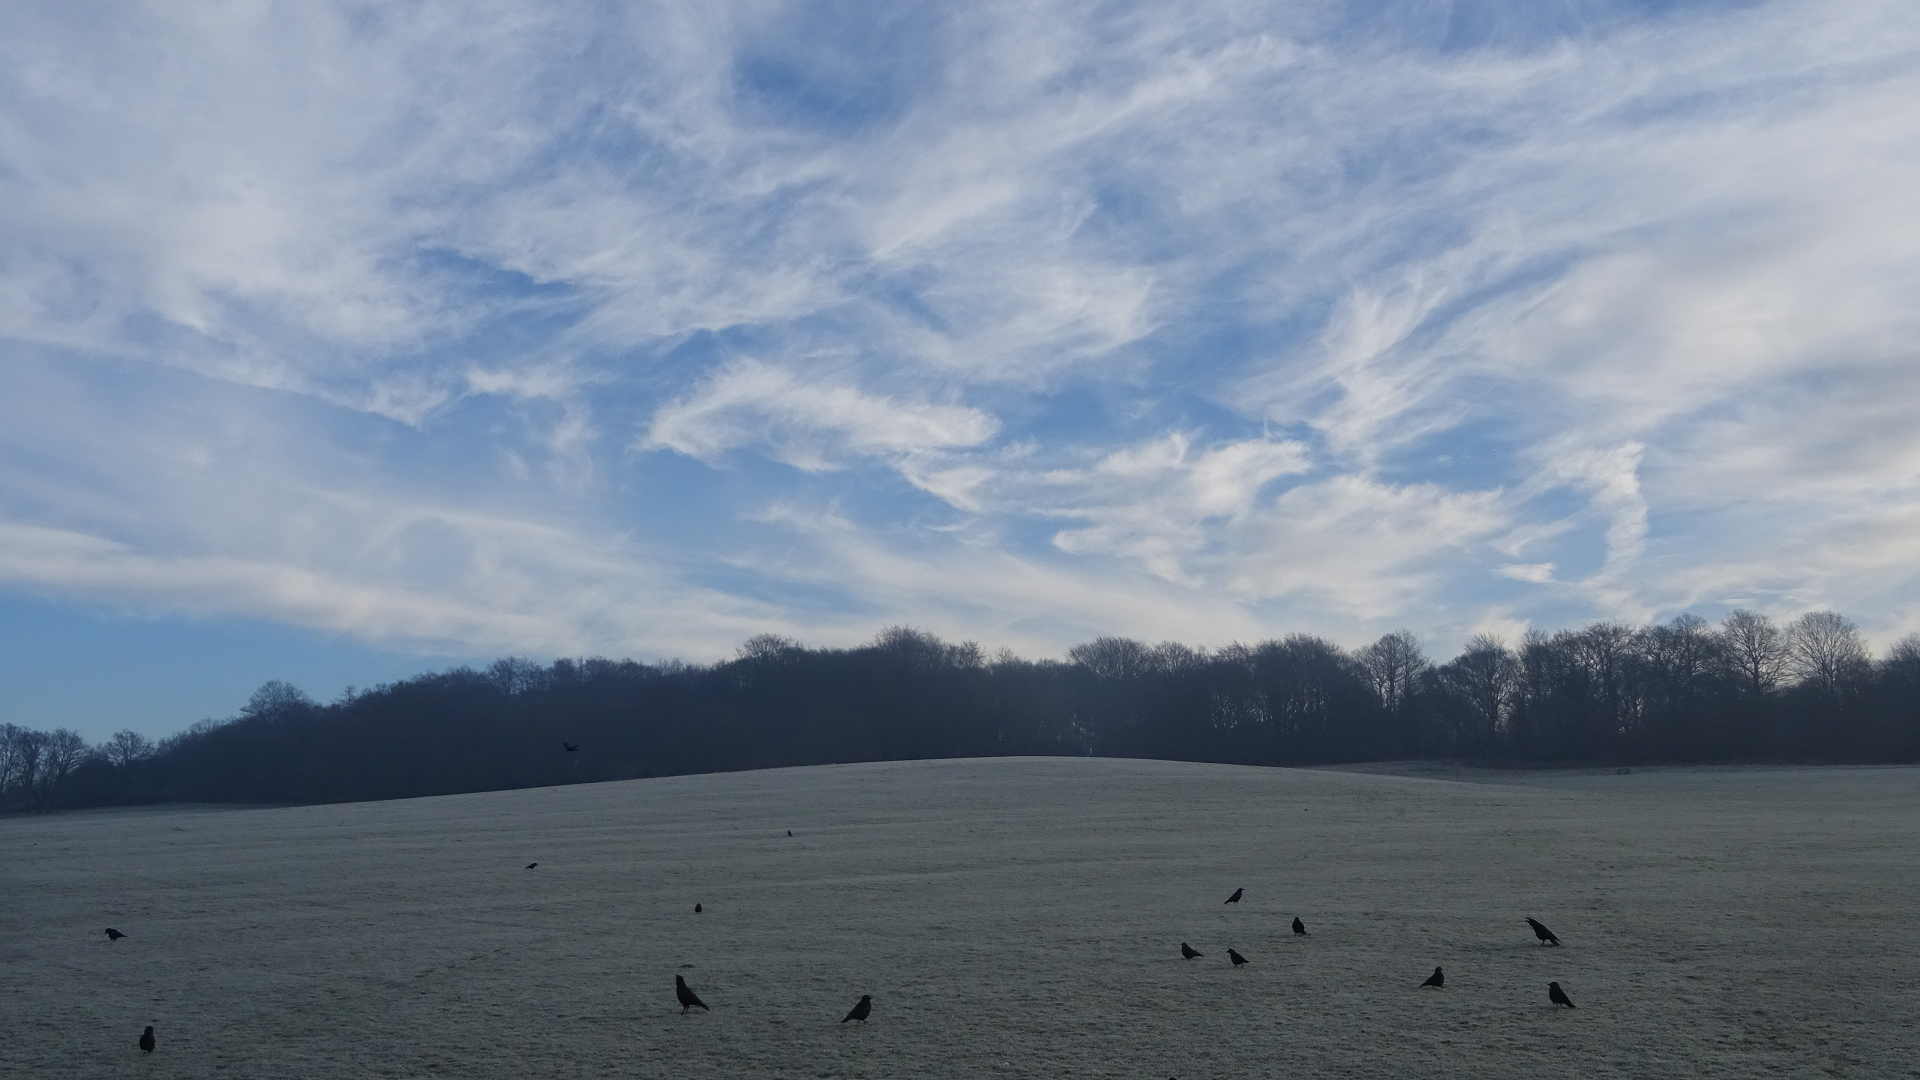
<box><xmin>4</xmin><ymin>0</ymin><xmax>1920</xmax><ymax>690</ymax></box>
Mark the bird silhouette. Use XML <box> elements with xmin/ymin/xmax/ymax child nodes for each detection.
<box><xmin>1228</xmin><ymin>949</ymin><xmax>1249</xmax><ymax>967</ymax></box>
<box><xmin>675</xmin><ymin>975</ymin><xmax>709</xmax><ymax>1013</ymax></box>
<box><xmin>1180</xmin><ymin>942</ymin><xmax>1203</xmax><ymax>959</ymax></box>
<box><xmin>1420</xmin><ymin>966</ymin><xmax>1444</xmax><ymax>989</ymax></box>
<box><xmin>1527</xmin><ymin>918</ymin><xmax>1561</xmax><ymax>946</ymax></box>
<box><xmin>1549</xmin><ymin>981</ymin><xmax>1575</xmax><ymax>1008</ymax></box>
<box><xmin>139</xmin><ymin>1026</ymin><xmax>155</xmax><ymax>1053</ymax></box>
<box><xmin>105</xmin><ymin>928</ymin><xmax>126</xmax><ymax>941</ymax></box>
<box><xmin>1292</xmin><ymin>917</ymin><xmax>1307</xmax><ymax>936</ymax></box>
<box><xmin>841</xmin><ymin>994</ymin><xmax>872</xmax><ymax>1023</ymax></box>
<box><xmin>1224</xmin><ymin>888</ymin><xmax>1243</xmax><ymax>904</ymax></box>
<box><xmin>694</xmin><ymin>903</ymin><xmax>702</xmax><ymax>913</ymax></box>
<box><xmin>787</xmin><ymin>830</ymin><xmax>793</xmax><ymax>837</ymax></box>
<box><xmin>525</xmin><ymin>863</ymin><xmax>537</xmax><ymax>869</ymax></box>
<box><xmin>563</xmin><ymin>742</ymin><xmax>579</xmax><ymax>752</ymax></box>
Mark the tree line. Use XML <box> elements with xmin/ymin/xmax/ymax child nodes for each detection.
<box><xmin>6</xmin><ymin>608</ymin><xmax>1919</xmax><ymax>812</ymax></box>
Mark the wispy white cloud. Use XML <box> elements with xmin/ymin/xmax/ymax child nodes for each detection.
<box><xmin>5</xmin><ymin>0</ymin><xmax>1920</xmax><ymax>683</ymax></box>
<box><xmin>642</xmin><ymin>359</ymin><xmax>999</xmax><ymax>469</ymax></box>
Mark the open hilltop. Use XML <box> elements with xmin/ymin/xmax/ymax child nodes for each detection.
<box><xmin>8</xmin><ymin>758</ymin><xmax>1919</xmax><ymax>1078</ymax></box>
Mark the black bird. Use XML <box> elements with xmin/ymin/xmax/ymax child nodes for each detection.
<box><xmin>139</xmin><ymin>1026</ymin><xmax>155</xmax><ymax>1054</ymax></box>
<box><xmin>1548</xmin><ymin>981</ymin><xmax>1575</xmax><ymax>1008</ymax></box>
<box><xmin>105</xmin><ymin>928</ymin><xmax>126</xmax><ymax>941</ymax></box>
<box><xmin>788</xmin><ymin>830</ymin><xmax>793</xmax><ymax>837</ymax></box>
<box><xmin>841</xmin><ymin>994</ymin><xmax>872</xmax><ymax>1023</ymax></box>
<box><xmin>694</xmin><ymin>903</ymin><xmax>702</xmax><ymax>913</ymax></box>
<box><xmin>675</xmin><ymin>975</ymin><xmax>709</xmax><ymax>1013</ymax></box>
<box><xmin>1225</xmin><ymin>888</ymin><xmax>1243</xmax><ymax>904</ymax></box>
<box><xmin>1292</xmin><ymin>917</ymin><xmax>1307</xmax><ymax>936</ymax></box>
<box><xmin>563</xmin><ymin>742</ymin><xmax>579</xmax><ymax>752</ymax></box>
<box><xmin>1180</xmin><ymin>942</ymin><xmax>1203</xmax><ymax>959</ymax></box>
<box><xmin>1420</xmin><ymin>966</ymin><xmax>1444</xmax><ymax>989</ymax></box>
<box><xmin>1527</xmin><ymin>918</ymin><xmax>1561</xmax><ymax>946</ymax></box>
<box><xmin>1228</xmin><ymin>949</ymin><xmax>1249</xmax><ymax>967</ymax></box>
<box><xmin>526</xmin><ymin>863</ymin><xmax>537</xmax><ymax>869</ymax></box>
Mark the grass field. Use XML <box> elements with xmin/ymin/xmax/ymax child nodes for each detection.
<box><xmin>6</xmin><ymin>758</ymin><xmax>1919</xmax><ymax>1078</ymax></box>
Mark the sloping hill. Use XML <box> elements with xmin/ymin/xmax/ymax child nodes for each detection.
<box><xmin>8</xmin><ymin>758</ymin><xmax>1919</xmax><ymax>1078</ymax></box>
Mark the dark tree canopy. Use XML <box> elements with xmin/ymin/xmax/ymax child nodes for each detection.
<box><xmin>7</xmin><ymin>611</ymin><xmax>1920</xmax><ymax>812</ymax></box>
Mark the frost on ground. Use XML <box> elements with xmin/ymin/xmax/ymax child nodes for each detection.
<box><xmin>5</xmin><ymin>758</ymin><xmax>1919</xmax><ymax>1079</ymax></box>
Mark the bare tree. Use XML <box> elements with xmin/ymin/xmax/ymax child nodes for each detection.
<box><xmin>1645</xmin><ymin>612</ymin><xmax>1714</xmax><ymax>666</ymax></box>
<box><xmin>1881</xmin><ymin>633</ymin><xmax>1920</xmax><ymax>688</ymax></box>
<box><xmin>4</xmin><ymin>726</ymin><xmax>49</xmax><ymax>808</ymax></box>
<box><xmin>0</xmin><ymin>724</ymin><xmax>24</xmax><ymax>799</ymax></box>
<box><xmin>1439</xmin><ymin>633</ymin><xmax>1518</xmax><ymax>743</ymax></box>
<box><xmin>1068</xmin><ymin>636</ymin><xmax>1156</xmax><ymax>681</ymax></box>
<box><xmin>43</xmin><ymin>729</ymin><xmax>92</xmax><ymax>788</ymax></box>
<box><xmin>1718</xmin><ymin>609</ymin><xmax>1789</xmax><ymax>698</ymax></box>
<box><xmin>105</xmin><ymin>730</ymin><xmax>155</xmax><ymax>768</ymax></box>
<box><xmin>484</xmin><ymin>659</ymin><xmax>543</xmax><ymax>697</ymax></box>
<box><xmin>1784</xmin><ymin>611</ymin><xmax>1871</xmax><ymax>696</ymax></box>
<box><xmin>737</xmin><ymin>633</ymin><xmax>801</xmax><ymax>662</ymax></box>
<box><xmin>1359</xmin><ymin>630</ymin><xmax>1429</xmax><ymax>712</ymax></box>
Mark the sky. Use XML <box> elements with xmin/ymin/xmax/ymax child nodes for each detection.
<box><xmin>4</xmin><ymin>0</ymin><xmax>1919</xmax><ymax>742</ymax></box>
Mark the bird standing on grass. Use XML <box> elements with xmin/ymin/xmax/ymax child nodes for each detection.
<box><xmin>694</xmin><ymin>903</ymin><xmax>702</xmax><ymax>913</ymax></box>
<box><xmin>1548</xmin><ymin>982</ymin><xmax>1575</xmax><ymax>1008</ymax></box>
<box><xmin>1224</xmin><ymin>888</ymin><xmax>1243</xmax><ymax>904</ymax></box>
<box><xmin>1527</xmin><ymin>918</ymin><xmax>1561</xmax><ymax>946</ymax></box>
<box><xmin>841</xmin><ymin>995</ymin><xmax>872</xmax><ymax>1023</ymax></box>
<box><xmin>1292</xmin><ymin>917</ymin><xmax>1307</xmax><ymax>936</ymax></box>
<box><xmin>1228</xmin><ymin>949</ymin><xmax>1249</xmax><ymax>967</ymax></box>
<box><xmin>1420</xmin><ymin>967</ymin><xmax>1444</xmax><ymax>989</ymax></box>
<box><xmin>139</xmin><ymin>1026</ymin><xmax>155</xmax><ymax>1053</ymax></box>
<box><xmin>675</xmin><ymin>975</ymin><xmax>710</xmax><ymax>1013</ymax></box>
<box><xmin>1180</xmin><ymin>942</ymin><xmax>1203</xmax><ymax>959</ymax></box>
<box><xmin>105</xmin><ymin>928</ymin><xmax>126</xmax><ymax>941</ymax></box>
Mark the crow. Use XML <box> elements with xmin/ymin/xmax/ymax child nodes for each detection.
<box><xmin>675</xmin><ymin>975</ymin><xmax>709</xmax><ymax>1013</ymax></box>
<box><xmin>1228</xmin><ymin>949</ymin><xmax>1249</xmax><ymax>967</ymax></box>
<box><xmin>787</xmin><ymin>830</ymin><xmax>793</xmax><ymax>837</ymax></box>
<box><xmin>841</xmin><ymin>995</ymin><xmax>872</xmax><ymax>1023</ymax></box>
<box><xmin>1420</xmin><ymin>966</ymin><xmax>1444</xmax><ymax>989</ymax></box>
<box><xmin>105</xmin><ymin>928</ymin><xmax>126</xmax><ymax>941</ymax></box>
<box><xmin>1292</xmin><ymin>917</ymin><xmax>1307</xmax><ymax>936</ymax></box>
<box><xmin>1548</xmin><ymin>981</ymin><xmax>1575</xmax><ymax>1008</ymax></box>
<box><xmin>1180</xmin><ymin>942</ymin><xmax>1203</xmax><ymax>959</ymax></box>
<box><xmin>695</xmin><ymin>903</ymin><xmax>703</xmax><ymax>913</ymax></box>
<box><xmin>526</xmin><ymin>863</ymin><xmax>538</xmax><ymax>869</ymax></box>
<box><xmin>1224</xmin><ymin>888</ymin><xmax>1243</xmax><ymax>904</ymax></box>
<box><xmin>139</xmin><ymin>1026</ymin><xmax>155</xmax><ymax>1054</ymax></box>
<box><xmin>1527</xmin><ymin>918</ymin><xmax>1561</xmax><ymax>946</ymax></box>
<box><xmin>563</xmin><ymin>743</ymin><xmax>579</xmax><ymax>752</ymax></box>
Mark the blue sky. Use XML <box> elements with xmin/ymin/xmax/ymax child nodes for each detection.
<box><xmin>4</xmin><ymin>0</ymin><xmax>1919</xmax><ymax>742</ymax></box>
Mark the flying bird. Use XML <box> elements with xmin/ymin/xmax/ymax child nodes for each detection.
<box><xmin>1292</xmin><ymin>917</ymin><xmax>1307</xmax><ymax>936</ymax></box>
<box><xmin>1420</xmin><ymin>966</ymin><xmax>1445</xmax><ymax>989</ymax></box>
<box><xmin>1527</xmin><ymin>918</ymin><xmax>1561</xmax><ymax>946</ymax></box>
<box><xmin>105</xmin><ymin>928</ymin><xmax>126</xmax><ymax>941</ymax></box>
<box><xmin>1225</xmin><ymin>888</ymin><xmax>1243</xmax><ymax>904</ymax></box>
<box><xmin>841</xmin><ymin>994</ymin><xmax>872</xmax><ymax>1023</ymax></box>
<box><xmin>1228</xmin><ymin>949</ymin><xmax>1249</xmax><ymax>967</ymax></box>
<box><xmin>563</xmin><ymin>743</ymin><xmax>579</xmax><ymax>752</ymax></box>
<box><xmin>1180</xmin><ymin>942</ymin><xmax>1203</xmax><ymax>959</ymax></box>
<box><xmin>139</xmin><ymin>1026</ymin><xmax>155</xmax><ymax>1054</ymax></box>
<box><xmin>1549</xmin><ymin>981</ymin><xmax>1575</xmax><ymax>1008</ymax></box>
<box><xmin>675</xmin><ymin>975</ymin><xmax>709</xmax><ymax>1013</ymax></box>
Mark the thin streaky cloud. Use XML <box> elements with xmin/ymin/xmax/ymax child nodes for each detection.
<box><xmin>3</xmin><ymin>1</ymin><xmax>1920</xmax><ymax>743</ymax></box>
